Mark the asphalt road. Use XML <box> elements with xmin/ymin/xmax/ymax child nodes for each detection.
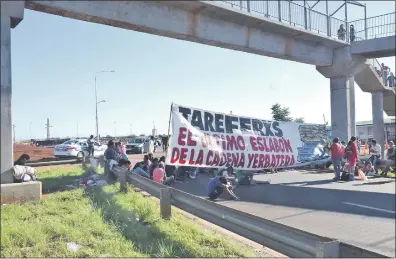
<box><xmin>127</xmin><ymin>153</ymin><xmax>395</xmax><ymax>257</ymax></box>
<box><xmin>170</xmin><ymin>170</ymin><xmax>396</xmax><ymax>257</ymax></box>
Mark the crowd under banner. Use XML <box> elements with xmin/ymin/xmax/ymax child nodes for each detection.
<box><xmin>166</xmin><ymin>103</ymin><xmax>328</xmax><ymax>170</ymax></box>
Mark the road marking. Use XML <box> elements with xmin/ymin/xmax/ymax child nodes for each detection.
<box><xmin>343</xmin><ymin>202</ymin><xmax>396</xmax><ymax>214</ymax></box>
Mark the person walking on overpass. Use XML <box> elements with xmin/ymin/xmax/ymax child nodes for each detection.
<box><xmin>330</xmin><ymin>137</ymin><xmax>344</xmax><ymax>181</ymax></box>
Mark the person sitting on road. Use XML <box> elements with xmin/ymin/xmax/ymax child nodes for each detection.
<box><xmin>12</xmin><ymin>165</ymin><xmax>37</xmax><ymax>183</ymax></box>
<box><xmin>141</xmin><ymin>154</ymin><xmax>151</xmax><ymax>172</ymax></box>
<box><xmin>369</xmin><ymin>139</ymin><xmax>382</xmax><ymax>173</ymax></box>
<box><xmin>208</xmin><ymin>176</ymin><xmax>239</xmax><ymax>201</ymax></box>
<box><xmin>386</xmin><ymin>141</ymin><xmax>395</xmax><ymax>160</ymax></box>
<box><xmin>131</xmin><ymin>162</ymin><xmax>150</xmax><ymax>178</ymax></box>
<box><xmin>234</xmin><ymin>169</ymin><xmax>255</xmax><ymax>186</ymax></box>
<box><xmin>148</xmin><ymin>158</ymin><xmax>159</xmax><ymax>179</ymax></box>
<box><xmin>153</xmin><ymin>162</ymin><xmax>174</xmax><ymax>185</ymax></box>
<box><xmin>104</xmin><ymin>140</ymin><xmax>120</xmax><ymax>170</ymax></box>
<box><xmin>363</xmin><ymin>161</ymin><xmax>376</xmax><ymax>176</ymax></box>
<box><xmin>14</xmin><ymin>154</ymin><xmax>30</xmax><ymax>166</ymax></box>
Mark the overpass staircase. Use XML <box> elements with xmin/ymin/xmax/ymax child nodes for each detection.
<box><xmin>354</xmin><ymin>58</ymin><xmax>395</xmax><ymax>116</ymax></box>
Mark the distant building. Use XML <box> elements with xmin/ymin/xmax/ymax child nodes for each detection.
<box><xmin>356</xmin><ymin>118</ymin><xmax>396</xmax><ymax>144</ymax></box>
<box><xmin>326</xmin><ymin>119</ymin><xmax>396</xmax><ymax>144</ymax></box>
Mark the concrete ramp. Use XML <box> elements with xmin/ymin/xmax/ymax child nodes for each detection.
<box><xmin>354</xmin><ymin>60</ymin><xmax>395</xmax><ymax>116</ymax></box>
<box><xmin>351</xmin><ymin>36</ymin><xmax>396</xmax><ymax>58</ymax></box>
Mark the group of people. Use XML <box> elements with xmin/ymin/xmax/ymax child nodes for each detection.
<box><xmin>337</xmin><ymin>24</ymin><xmax>356</xmax><ymax>42</ymax></box>
<box><xmin>374</xmin><ymin>63</ymin><xmax>395</xmax><ymax>88</ymax></box>
<box><xmin>330</xmin><ymin>136</ymin><xmax>395</xmax><ymax>181</ymax></box>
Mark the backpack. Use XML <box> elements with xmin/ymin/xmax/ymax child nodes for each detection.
<box><xmin>341</xmin><ymin>172</ymin><xmax>349</xmax><ymax>181</ymax></box>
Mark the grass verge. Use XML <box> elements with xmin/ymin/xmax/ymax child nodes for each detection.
<box><xmin>0</xmin><ymin>189</ymin><xmax>145</xmax><ymax>257</ymax></box>
<box><xmin>86</xmin><ymin>184</ymin><xmax>256</xmax><ymax>257</ymax></box>
<box><xmin>1</xmin><ymin>166</ymin><xmax>257</xmax><ymax>258</ymax></box>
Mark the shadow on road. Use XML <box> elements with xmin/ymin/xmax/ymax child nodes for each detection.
<box><xmin>172</xmin><ymin>173</ymin><xmax>396</xmax><ymax>219</ymax></box>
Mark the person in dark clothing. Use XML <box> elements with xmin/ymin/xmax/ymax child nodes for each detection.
<box><xmin>104</xmin><ymin>140</ymin><xmax>119</xmax><ymax>162</ymax></box>
<box><xmin>14</xmin><ymin>154</ymin><xmax>30</xmax><ymax>166</ymax></box>
<box><xmin>162</xmin><ymin>136</ymin><xmax>169</xmax><ymax>152</ymax></box>
<box><xmin>87</xmin><ymin>135</ymin><xmax>95</xmax><ymax>157</ymax></box>
<box><xmin>349</xmin><ymin>24</ymin><xmax>355</xmax><ymax>42</ymax></box>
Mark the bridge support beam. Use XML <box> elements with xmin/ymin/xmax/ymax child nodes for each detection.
<box><xmin>330</xmin><ymin>76</ymin><xmax>356</xmax><ymax>142</ymax></box>
<box><xmin>1</xmin><ymin>1</ymin><xmax>24</xmax><ymax>184</ymax></box>
<box><xmin>371</xmin><ymin>91</ymin><xmax>385</xmax><ymax>158</ymax></box>
<box><xmin>317</xmin><ymin>46</ymin><xmax>364</xmax><ymax>142</ymax></box>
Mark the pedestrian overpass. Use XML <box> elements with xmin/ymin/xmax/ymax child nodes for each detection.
<box><xmin>1</xmin><ymin>1</ymin><xmax>395</xmax><ymax>182</ymax></box>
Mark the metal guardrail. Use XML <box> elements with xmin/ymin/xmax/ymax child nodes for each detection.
<box><xmin>26</xmin><ymin>159</ymin><xmax>79</xmax><ymax>167</ymax></box>
<box><xmin>127</xmin><ymin>173</ymin><xmax>387</xmax><ymax>258</ymax></box>
<box><xmin>216</xmin><ymin>1</ymin><xmax>395</xmax><ymax>43</ymax></box>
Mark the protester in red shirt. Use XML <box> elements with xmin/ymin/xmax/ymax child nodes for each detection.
<box><xmin>346</xmin><ymin>136</ymin><xmax>358</xmax><ymax>180</ymax></box>
<box><xmin>330</xmin><ymin>137</ymin><xmax>344</xmax><ymax>181</ymax></box>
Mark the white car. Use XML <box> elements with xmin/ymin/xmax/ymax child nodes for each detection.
<box><xmin>53</xmin><ymin>139</ymin><xmax>107</xmax><ymax>159</ymax></box>
<box><xmin>125</xmin><ymin>137</ymin><xmax>149</xmax><ymax>154</ymax></box>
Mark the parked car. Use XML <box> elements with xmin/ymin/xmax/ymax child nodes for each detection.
<box><xmin>125</xmin><ymin>137</ymin><xmax>149</xmax><ymax>154</ymax></box>
<box><xmin>53</xmin><ymin>139</ymin><xmax>107</xmax><ymax>159</ymax></box>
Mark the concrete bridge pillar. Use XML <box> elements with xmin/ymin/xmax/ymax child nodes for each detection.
<box><xmin>371</xmin><ymin>91</ymin><xmax>385</xmax><ymax>158</ymax></box>
<box><xmin>1</xmin><ymin>1</ymin><xmax>24</xmax><ymax>184</ymax></box>
<box><xmin>329</xmin><ymin>76</ymin><xmax>356</xmax><ymax>142</ymax></box>
<box><xmin>317</xmin><ymin>46</ymin><xmax>365</xmax><ymax>142</ymax></box>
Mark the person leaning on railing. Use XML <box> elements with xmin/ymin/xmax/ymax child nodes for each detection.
<box><xmin>337</xmin><ymin>24</ymin><xmax>346</xmax><ymax>41</ymax></box>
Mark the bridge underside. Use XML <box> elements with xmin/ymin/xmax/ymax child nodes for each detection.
<box><xmin>24</xmin><ymin>0</ymin><xmax>336</xmax><ymax>66</ymax></box>
<box><xmin>351</xmin><ymin>36</ymin><xmax>396</xmax><ymax>58</ymax></box>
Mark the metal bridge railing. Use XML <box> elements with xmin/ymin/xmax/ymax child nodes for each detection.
<box><xmin>369</xmin><ymin>58</ymin><xmax>395</xmax><ymax>88</ymax></box>
<box><xmin>349</xmin><ymin>12</ymin><xmax>396</xmax><ymax>42</ymax></box>
<box><xmin>217</xmin><ymin>1</ymin><xmax>395</xmax><ymax>43</ymax></box>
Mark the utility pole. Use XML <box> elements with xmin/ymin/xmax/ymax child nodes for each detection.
<box><xmin>45</xmin><ymin>118</ymin><xmax>53</xmax><ymax>139</ymax></box>
<box><xmin>12</xmin><ymin>124</ymin><xmax>16</xmax><ymax>144</ymax></box>
<box><xmin>114</xmin><ymin>121</ymin><xmax>117</xmax><ymax>137</ymax></box>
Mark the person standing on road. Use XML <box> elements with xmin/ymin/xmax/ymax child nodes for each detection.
<box><xmin>87</xmin><ymin>135</ymin><xmax>95</xmax><ymax>158</ymax></box>
<box><xmin>346</xmin><ymin>137</ymin><xmax>358</xmax><ymax>181</ymax></box>
<box><xmin>330</xmin><ymin>137</ymin><xmax>344</xmax><ymax>181</ymax></box>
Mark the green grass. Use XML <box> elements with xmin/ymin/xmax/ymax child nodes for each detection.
<box><xmin>86</xmin><ymin>184</ymin><xmax>256</xmax><ymax>257</ymax></box>
<box><xmin>1</xmin><ymin>189</ymin><xmax>145</xmax><ymax>257</ymax></box>
<box><xmin>1</xmin><ymin>166</ymin><xmax>256</xmax><ymax>258</ymax></box>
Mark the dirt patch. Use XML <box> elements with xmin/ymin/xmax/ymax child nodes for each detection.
<box><xmin>14</xmin><ymin>144</ymin><xmax>54</xmax><ymax>162</ymax></box>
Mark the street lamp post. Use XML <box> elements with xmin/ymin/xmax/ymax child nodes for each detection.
<box><xmin>95</xmin><ymin>70</ymin><xmax>115</xmax><ymax>142</ymax></box>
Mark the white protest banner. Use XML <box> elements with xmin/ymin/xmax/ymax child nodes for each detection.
<box><xmin>166</xmin><ymin>103</ymin><xmax>328</xmax><ymax>169</ymax></box>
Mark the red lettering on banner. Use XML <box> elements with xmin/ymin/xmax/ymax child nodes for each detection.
<box><xmin>206</xmin><ymin>150</ymin><xmax>213</xmax><ymax>165</ymax></box>
<box><xmin>226</xmin><ymin>135</ymin><xmax>237</xmax><ymax>151</ymax></box>
<box><xmin>236</xmin><ymin>136</ymin><xmax>245</xmax><ymax>151</ymax></box>
<box><xmin>263</xmin><ymin>138</ymin><xmax>270</xmax><ymax>152</ymax></box>
<box><xmin>284</xmin><ymin>139</ymin><xmax>293</xmax><ymax>153</ymax></box>
<box><xmin>179</xmin><ymin>148</ymin><xmax>188</xmax><ymax>164</ymax></box>
<box><xmin>258</xmin><ymin>154</ymin><xmax>265</xmax><ymax>168</ymax></box>
<box><xmin>200</xmin><ymin>134</ymin><xmax>208</xmax><ymax>148</ymax></box>
<box><xmin>170</xmin><ymin>147</ymin><xmax>179</xmax><ymax>163</ymax></box>
<box><xmin>188</xmin><ymin>149</ymin><xmax>195</xmax><ymax>165</ymax></box>
<box><xmin>279</xmin><ymin>139</ymin><xmax>285</xmax><ymax>152</ymax></box>
<box><xmin>247</xmin><ymin>153</ymin><xmax>255</xmax><ymax>168</ymax></box>
<box><xmin>238</xmin><ymin>154</ymin><xmax>245</xmax><ymax>167</ymax></box>
<box><xmin>196</xmin><ymin>150</ymin><xmax>204</xmax><ymax>165</ymax></box>
<box><xmin>220</xmin><ymin>153</ymin><xmax>227</xmax><ymax>167</ymax></box>
<box><xmin>250</xmin><ymin>137</ymin><xmax>258</xmax><ymax>151</ymax></box>
<box><xmin>274</xmin><ymin>139</ymin><xmax>280</xmax><ymax>152</ymax></box>
<box><xmin>212</xmin><ymin>152</ymin><xmax>220</xmax><ymax>166</ymax></box>
<box><xmin>264</xmin><ymin>154</ymin><xmax>270</xmax><ymax>167</ymax></box>
<box><xmin>178</xmin><ymin>127</ymin><xmax>187</xmax><ymax>146</ymax></box>
<box><xmin>269</xmin><ymin>138</ymin><xmax>276</xmax><ymax>152</ymax></box>
<box><xmin>187</xmin><ymin>130</ymin><xmax>197</xmax><ymax>146</ymax></box>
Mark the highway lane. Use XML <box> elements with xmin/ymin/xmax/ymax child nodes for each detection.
<box><xmin>170</xmin><ymin>170</ymin><xmax>396</xmax><ymax>257</ymax></box>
